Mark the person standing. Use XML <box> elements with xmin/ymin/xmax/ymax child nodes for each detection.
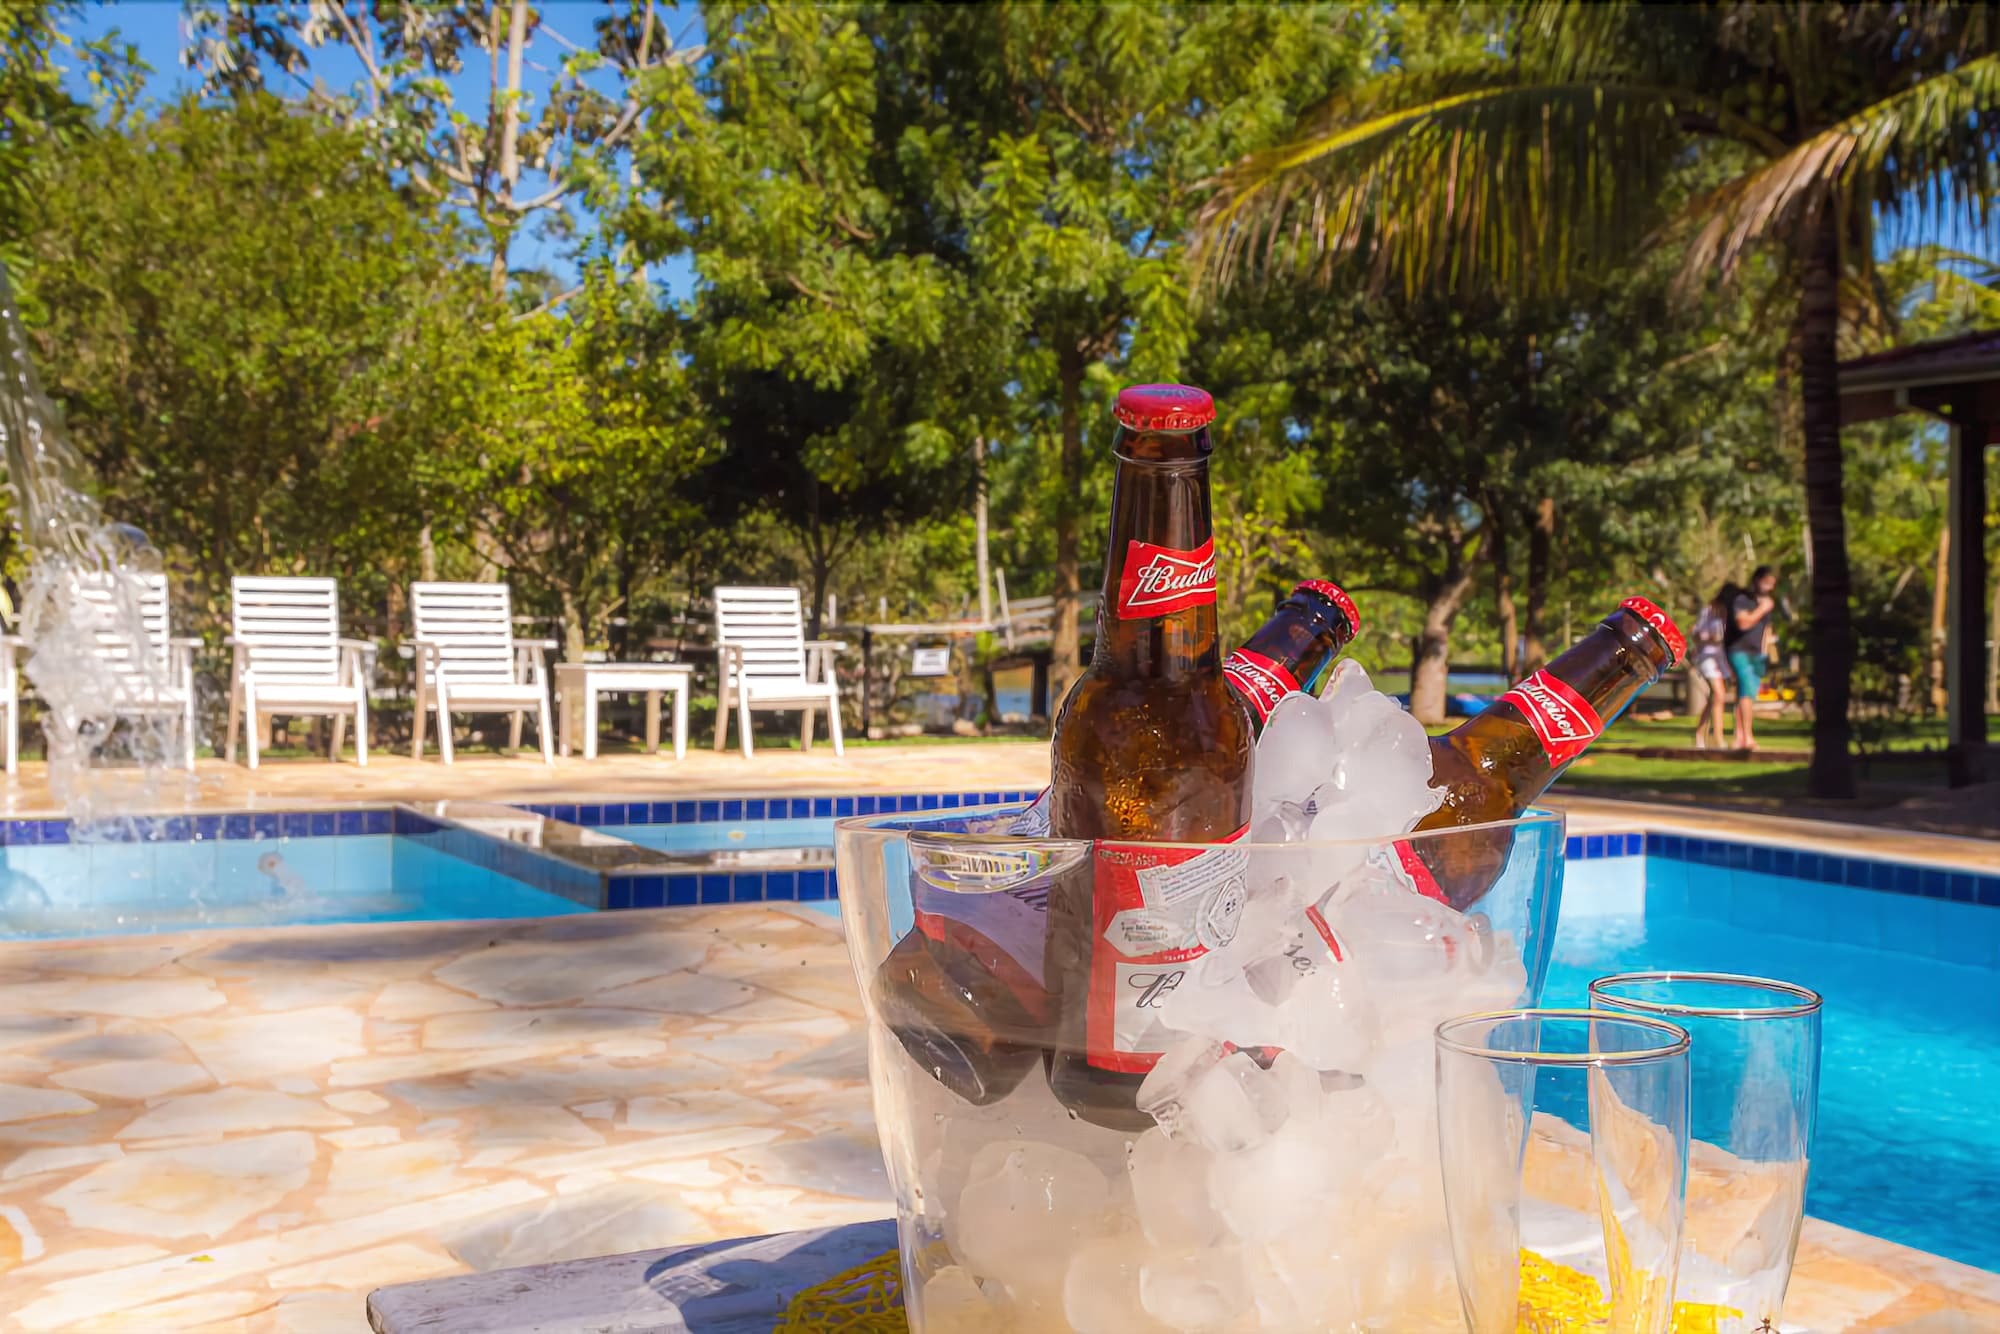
<box><xmin>1725</xmin><ymin>565</ymin><xmax>1778</xmax><ymax>751</ymax></box>
<box><xmin>1690</xmin><ymin>586</ymin><xmax>1732</xmax><ymax>749</ymax></box>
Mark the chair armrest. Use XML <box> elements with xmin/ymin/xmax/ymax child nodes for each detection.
<box><xmin>168</xmin><ymin>636</ymin><xmax>204</xmax><ymax>649</ymax></box>
<box><xmin>803</xmin><ymin>639</ymin><xmax>849</xmax><ymax>652</ymax></box>
<box><xmin>514</xmin><ymin>638</ymin><xmax>560</xmax><ymax>651</ymax></box>
<box><xmin>336</xmin><ymin>637</ymin><xmax>377</xmax><ymax>653</ymax></box>
<box><xmin>803</xmin><ymin>639</ymin><xmax>846</xmax><ymax>683</ymax></box>
<box><xmin>513</xmin><ymin>638</ymin><xmax>553</xmax><ymax>686</ymax></box>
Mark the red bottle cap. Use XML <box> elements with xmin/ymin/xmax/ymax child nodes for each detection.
<box><xmin>1294</xmin><ymin>580</ymin><xmax>1362</xmax><ymax>637</ymax></box>
<box><xmin>1113</xmin><ymin>384</ymin><xmax>1216</xmax><ymax>432</ymax></box>
<box><xmin>1619</xmin><ymin>595</ymin><xmax>1685</xmax><ymax>666</ymax></box>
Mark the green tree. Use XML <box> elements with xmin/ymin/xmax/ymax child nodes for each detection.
<box><xmin>1197</xmin><ymin>2</ymin><xmax>2000</xmax><ymax>797</ymax></box>
<box><xmin>24</xmin><ymin>93</ymin><xmax>474</xmax><ymax>614</ymax></box>
<box><xmin>191</xmin><ymin>0</ymin><xmax>696</xmax><ymax>294</ymax></box>
<box><xmin>441</xmin><ymin>269</ymin><xmax>713</xmax><ymax>657</ymax></box>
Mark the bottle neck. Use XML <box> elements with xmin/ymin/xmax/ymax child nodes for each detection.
<box><xmin>1472</xmin><ymin>610</ymin><xmax>1670</xmax><ymax>788</ymax></box>
<box><xmin>1235</xmin><ymin>598</ymin><xmax>1354</xmax><ymax>696</ymax></box>
<box><xmin>1094</xmin><ymin>433</ymin><xmax>1219</xmax><ymax>680</ymax></box>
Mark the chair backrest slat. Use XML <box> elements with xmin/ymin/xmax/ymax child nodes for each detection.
<box><xmin>75</xmin><ymin>571</ymin><xmax>172</xmax><ymax>682</ymax></box>
<box><xmin>411</xmin><ymin>582</ymin><xmax>517</xmax><ymax>684</ymax></box>
<box><xmin>714</xmin><ymin>586</ymin><xmax>807</xmax><ymax>681</ymax></box>
<box><xmin>232</xmin><ymin>576</ymin><xmax>340</xmax><ymax>685</ymax></box>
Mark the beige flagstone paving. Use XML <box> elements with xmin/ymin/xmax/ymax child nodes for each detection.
<box><xmin>0</xmin><ymin>905</ymin><xmax>891</xmax><ymax>1331</ymax></box>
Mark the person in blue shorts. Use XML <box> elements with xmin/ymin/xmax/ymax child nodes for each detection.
<box><xmin>1724</xmin><ymin>565</ymin><xmax>1777</xmax><ymax>751</ymax></box>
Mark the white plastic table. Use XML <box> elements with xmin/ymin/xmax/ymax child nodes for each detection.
<box><xmin>553</xmin><ymin>661</ymin><xmax>694</xmax><ymax>760</ymax></box>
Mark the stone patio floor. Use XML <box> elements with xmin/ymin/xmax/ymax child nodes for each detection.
<box><xmin>0</xmin><ymin>745</ymin><xmax>1992</xmax><ymax>1330</ymax></box>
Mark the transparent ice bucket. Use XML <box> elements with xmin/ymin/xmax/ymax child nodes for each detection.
<box><xmin>835</xmin><ymin>803</ymin><xmax>1566</xmax><ymax>1332</ymax></box>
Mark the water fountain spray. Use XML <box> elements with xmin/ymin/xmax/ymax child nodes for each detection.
<box><xmin>0</xmin><ymin>262</ymin><xmax>190</xmax><ymax>823</ymax></box>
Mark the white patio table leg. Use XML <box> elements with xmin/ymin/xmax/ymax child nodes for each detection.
<box><xmin>671</xmin><ymin>681</ymin><xmax>688</xmax><ymax>761</ymax></box>
<box><xmin>583</xmin><ymin>686</ymin><xmax>599</xmax><ymax>761</ymax></box>
<box><xmin>645</xmin><ymin>691</ymin><xmax>661</xmax><ymax>754</ymax></box>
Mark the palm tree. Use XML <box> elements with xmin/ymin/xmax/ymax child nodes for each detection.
<box><xmin>1195</xmin><ymin>3</ymin><xmax>2000</xmax><ymax>798</ymax></box>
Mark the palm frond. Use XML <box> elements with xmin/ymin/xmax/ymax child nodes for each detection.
<box><xmin>1193</xmin><ymin>76</ymin><xmax>1697</xmax><ymax>300</ymax></box>
<box><xmin>1676</xmin><ymin>55</ymin><xmax>2000</xmax><ymax>288</ymax></box>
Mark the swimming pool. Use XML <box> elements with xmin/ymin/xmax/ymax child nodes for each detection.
<box><xmin>592</xmin><ymin>803</ymin><xmax>2000</xmax><ymax>1271</ymax></box>
<box><xmin>0</xmin><ymin>814</ymin><xmax>591</xmax><ymax>940</ymax></box>
<box><xmin>1552</xmin><ymin>844</ymin><xmax>2000</xmax><ymax>1273</ymax></box>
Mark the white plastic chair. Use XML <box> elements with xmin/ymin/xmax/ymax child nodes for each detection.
<box><xmin>73</xmin><ymin>571</ymin><xmax>198</xmax><ymax>769</ymax></box>
<box><xmin>0</xmin><ymin>635</ymin><xmax>19</xmax><ymax>774</ymax></box>
<box><xmin>409</xmin><ymin>581</ymin><xmax>555</xmax><ymax>764</ymax></box>
<box><xmin>225</xmin><ymin>576</ymin><xmax>371</xmax><ymax>769</ymax></box>
<box><xmin>711</xmin><ymin>586</ymin><xmax>847</xmax><ymax>758</ymax></box>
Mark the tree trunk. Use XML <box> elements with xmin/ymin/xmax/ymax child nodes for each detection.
<box><xmin>418</xmin><ymin>523</ymin><xmax>438</xmax><ymax>582</ymax></box>
<box><xmin>1049</xmin><ymin>342</ymin><xmax>1085</xmax><ymax>703</ymax></box>
<box><xmin>1929</xmin><ymin>523</ymin><xmax>1950</xmax><ymax>715</ymax></box>
<box><xmin>559</xmin><ymin>588</ymin><xmax>585</xmax><ymax>663</ymax></box>
<box><xmin>973</xmin><ymin>434</ymin><xmax>992</xmax><ymax>626</ymax></box>
<box><xmin>1798</xmin><ymin>208</ymin><xmax>1857</xmax><ymax>798</ymax></box>
<box><xmin>1522</xmin><ymin>496</ymin><xmax>1555</xmax><ymax>672</ymax></box>
<box><xmin>610</xmin><ymin>549</ymin><xmax>634</xmax><ymax>659</ymax></box>
<box><xmin>1491</xmin><ymin>505</ymin><xmax>1517</xmax><ymax>678</ymax></box>
<box><xmin>1411</xmin><ymin>549</ymin><xmax>1479</xmax><ymax>725</ymax></box>
<box><xmin>1989</xmin><ymin>553</ymin><xmax>1999</xmax><ymax>714</ymax></box>
<box><xmin>487</xmin><ymin>0</ymin><xmax>530</xmax><ymax>296</ymax></box>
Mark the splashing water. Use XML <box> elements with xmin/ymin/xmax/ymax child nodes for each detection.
<box><xmin>0</xmin><ymin>263</ymin><xmax>191</xmax><ymax>824</ymax></box>
<box><xmin>257</xmin><ymin>850</ymin><xmax>309</xmax><ymax>900</ymax></box>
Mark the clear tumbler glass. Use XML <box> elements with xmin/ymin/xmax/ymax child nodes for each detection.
<box><xmin>1589</xmin><ymin>972</ymin><xmax>1822</xmax><ymax>1334</ymax></box>
<box><xmin>1435</xmin><ymin>1009</ymin><xmax>1691</xmax><ymax>1334</ymax></box>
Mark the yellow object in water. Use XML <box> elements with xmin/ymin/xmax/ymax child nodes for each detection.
<box><xmin>1516</xmin><ymin>1248</ymin><xmax>1743</xmax><ymax>1332</ymax></box>
<box><xmin>776</xmin><ymin>1247</ymin><xmax>905</xmax><ymax>1332</ymax></box>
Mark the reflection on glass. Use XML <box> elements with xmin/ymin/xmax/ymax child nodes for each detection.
<box><xmin>1590</xmin><ymin>972</ymin><xmax>1822</xmax><ymax>1334</ymax></box>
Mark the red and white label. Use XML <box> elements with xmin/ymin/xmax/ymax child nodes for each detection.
<box><xmin>1117</xmin><ymin>537</ymin><xmax>1217</xmax><ymax>619</ymax></box>
<box><xmin>1390</xmin><ymin>839</ymin><xmax>1452</xmax><ymax>905</ymax></box>
<box><xmin>1087</xmin><ymin>826</ymin><xmax>1249</xmax><ymax>1073</ymax></box>
<box><xmin>1223</xmin><ymin>648</ymin><xmax>1300</xmax><ymax>723</ymax></box>
<box><xmin>1494</xmin><ymin>669</ymin><xmax>1603</xmax><ymax>766</ymax></box>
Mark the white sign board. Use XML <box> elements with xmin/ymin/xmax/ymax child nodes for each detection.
<box><xmin>909</xmin><ymin>646</ymin><xmax>952</xmax><ymax>677</ymax></box>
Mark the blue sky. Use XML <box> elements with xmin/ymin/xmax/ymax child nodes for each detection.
<box><xmin>61</xmin><ymin>1</ymin><xmax>703</xmax><ymax>295</ymax></box>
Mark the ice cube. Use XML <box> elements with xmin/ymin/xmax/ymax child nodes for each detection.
<box><xmin>1249</xmin><ymin>1230</ymin><xmax>1364</xmax><ymax>1331</ymax></box>
<box><xmin>1063</xmin><ymin>1234</ymin><xmax>1169</xmax><ymax>1334</ymax></box>
<box><xmin>1139</xmin><ymin>1244</ymin><xmax>1252</xmax><ymax>1332</ymax></box>
<box><xmin>1253</xmin><ymin>691</ymin><xmax>1338</xmax><ymax>815</ymax></box>
<box><xmin>947</xmin><ymin>1139</ymin><xmax>1112</xmax><ymax>1295</ymax></box>
<box><xmin>1136</xmin><ymin>1038</ymin><xmax>1230</xmax><ymax>1133</ymax></box>
<box><xmin>1208</xmin><ymin>1116</ymin><xmax>1335</xmax><ymax>1243</ymax></box>
<box><xmin>1128</xmin><ymin>1126</ymin><xmax>1225</xmax><ymax>1249</ymax></box>
<box><xmin>915</xmin><ymin>1265</ymin><xmax>1006</xmax><ymax>1334</ymax></box>
<box><xmin>1174</xmin><ymin>1049</ymin><xmax>1288</xmax><ymax>1153</ymax></box>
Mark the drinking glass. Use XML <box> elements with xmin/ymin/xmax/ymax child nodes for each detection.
<box><xmin>1590</xmin><ymin>972</ymin><xmax>1822</xmax><ymax>1334</ymax></box>
<box><xmin>1436</xmin><ymin>1009</ymin><xmax>1691</xmax><ymax>1334</ymax></box>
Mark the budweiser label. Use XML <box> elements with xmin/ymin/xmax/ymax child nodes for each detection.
<box><xmin>1116</xmin><ymin>537</ymin><xmax>1217</xmax><ymax>619</ymax></box>
<box><xmin>1390</xmin><ymin>838</ymin><xmax>1452</xmax><ymax>905</ymax></box>
<box><xmin>1087</xmin><ymin>827</ymin><xmax>1248</xmax><ymax>1073</ymax></box>
<box><xmin>1223</xmin><ymin>647</ymin><xmax>1300</xmax><ymax>722</ymax></box>
<box><xmin>1494</xmin><ymin>669</ymin><xmax>1603</xmax><ymax>766</ymax></box>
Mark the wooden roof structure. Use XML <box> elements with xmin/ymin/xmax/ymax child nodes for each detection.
<box><xmin>1841</xmin><ymin>329</ymin><xmax>1998</xmax><ymax>787</ymax></box>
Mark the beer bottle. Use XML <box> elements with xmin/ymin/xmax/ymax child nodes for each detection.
<box><xmin>1223</xmin><ymin>579</ymin><xmax>1362</xmax><ymax>726</ymax></box>
<box><xmin>874</xmin><ymin>580</ymin><xmax>1358</xmax><ymax>1107</ymax></box>
<box><xmin>1046</xmin><ymin>383</ymin><xmax>1256</xmax><ymax>1129</ymax></box>
<box><xmin>1396</xmin><ymin>596</ymin><xmax>1684</xmax><ymax>909</ymax></box>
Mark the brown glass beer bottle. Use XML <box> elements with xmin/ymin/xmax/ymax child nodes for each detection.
<box><xmin>1045</xmin><ymin>383</ymin><xmax>1256</xmax><ymax>1130</ymax></box>
<box><xmin>874</xmin><ymin>580</ymin><xmax>1358</xmax><ymax>1107</ymax></box>
<box><xmin>1224</xmin><ymin>579</ymin><xmax>1362</xmax><ymax>726</ymax></box>
<box><xmin>1396</xmin><ymin>596</ymin><xmax>1684</xmax><ymax>909</ymax></box>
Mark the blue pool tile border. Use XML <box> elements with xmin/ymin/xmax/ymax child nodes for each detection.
<box><xmin>1567</xmin><ymin>827</ymin><xmax>2000</xmax><ymax>909</ymax></box>
<box><xmin>0</xmin><ymin>807</ymin><xmax>402</xmax><ymax>846</ymax></box>
<box><xmin>517</xmin><ymin>790</ymin><xmax>1040</xmax><ymax>830</ymax></box>
<box><xmin>572</xmin><ymin>790</ymin><xmax>1039</xmax><ymax>914</ymax></box>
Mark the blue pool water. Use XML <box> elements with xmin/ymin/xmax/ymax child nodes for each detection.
<box><xmin>0</xmin><ymin>835</ymin><xmax>589</xmax><ymax>939</ymax></box>
<box><xmin>1557</xmin><ymin>854</ymin><xmax>2000</xmax><ymax>1273</ymax></box>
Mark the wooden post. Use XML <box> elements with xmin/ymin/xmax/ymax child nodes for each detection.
<box><xmin>1030</xmin><ymin>649</ymin><xmax>1050</xmax><ymax>721</ymax></box>
<box><xmin>1945</xmin><ymin>419</ymin><xmax>1989</xmax><ymax>788</ymax></box>
<box><xmin>860</xmin><ymin>626</ymin><xmax>873</xmax><ymax>739</ymax></box>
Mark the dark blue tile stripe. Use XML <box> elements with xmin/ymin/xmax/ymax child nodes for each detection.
<box><xmin>515</xmin><ymin>790</ymin><xmax>1034</xmax><ymax>831</ymax></box>
<box><xmin>1621</xmin><ymin>829</ymin><xmax>2000</xmax><ymax>908</ymax></box>
<box><xmin>0</xmin><ymin>809</ymin><xmax>402</xmax><ymax>845</ymax></box>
